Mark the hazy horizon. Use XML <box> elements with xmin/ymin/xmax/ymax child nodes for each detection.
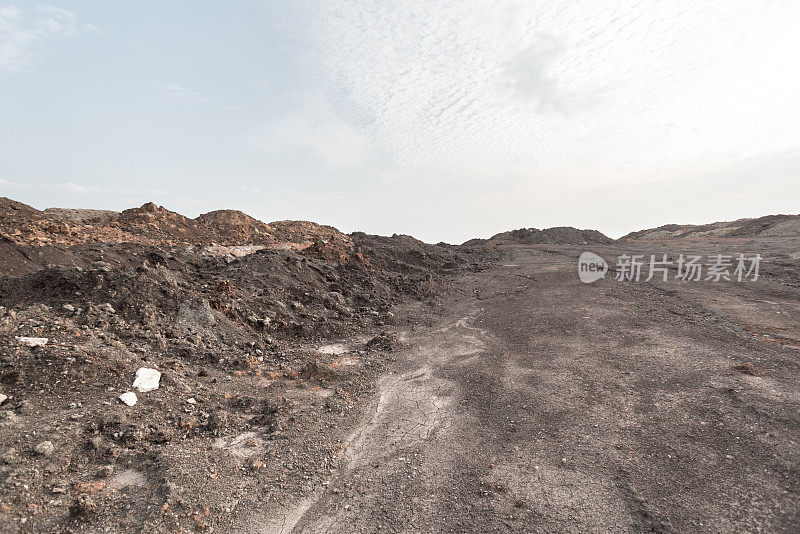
<box><xmin>2</xmin><ymin>1</ymin><xmax>799</xmax><ymax>243</ymax></box>
<box><xmin>8</xmin><ymin>194</ymin><xmax>800</xmax><ymax>244</ymax></box>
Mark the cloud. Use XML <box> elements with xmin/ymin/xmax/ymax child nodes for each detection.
<box><xmin>59</xmin><ymin>182</ymin><xmax>98</xmax><ymax>194</ymax></box>
<box><xmin>0</xmin><ymin>4</ymin><xmax>90</xmax><ymax>71</ymax></box>
<box><xmin>83</xmin><ymin>23</ymin><xmax>101</xmax><ymax>35</ymax></box>
<box><xmin>242</xmin><ymin>185</ymin><xmax>346</xmax><ymax>204</ymax></box>
<box><xmin>0</xmin><ymin>178</ymin><xmax>99</xmax><ymax>196</ymax></box>
<box><xmin>501</xmin><ymin>35</ymin><xmax>576</xmax><ymax>114</ymax></box>
<box><xmin>271</xmin><ymin>0</ymin><xmax>800</xmax><ymax>186</ymax></box>
<box><xmin>154</xmin><ymin>82</ymin><xmax>208</xmax><ymax>103</ymax></box>
<box><xmin>252</xmin><ymin>98</ymin><xmax>374</xmax><ymax>169</ymax></box>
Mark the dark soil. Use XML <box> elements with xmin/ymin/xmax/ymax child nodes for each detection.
<box><xmin>0</xmin><ymin>199</ymin><xmax>498</xmax><ymax>533</ymax></box>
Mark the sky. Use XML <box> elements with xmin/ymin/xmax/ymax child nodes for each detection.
<box><xmin>1</xmin><ymin>1</ymin><xmax>799</xmax><ymax>243</ymax></box>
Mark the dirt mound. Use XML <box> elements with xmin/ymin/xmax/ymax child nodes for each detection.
<box><xmin>115</xmin><ymin>202</ymin><xmax>197</xmax><ymax>242</ymax></box>
<box><xmin>0</xmin><ymin>197</ymin><xmax>45</xmax><ymax>220</ymax></box>
<box><xmin>0</xmin><ymin>196</ymin><xmax>498</xmax><ymax>531</ymax></box>
<box><xmin>194</xmin><ymin>210</ymin><xmax>277</xmax><ymax>245</ymax></box>
<box><xmin>43</xmin><ymin>208</ymin><xmax>119</xmax><ymax>224</ymax></box>
<box><xmin>0</xmin><ymin>199</ymin><xmax>354</xmax><ymax>249</ymax></box>
<box><xmin>0</xmin><ymin>197</ymin><xmax>50</xmax><ymax>241</ymax></box>
<box><xmin>270</xmin><ymin>220</ymin><xmax>350</xmax><ymax>245</ymax></box>
<box><xmin>728</xmin><ymin>214</ymin><xmax>800</xmax><ymax>237</ymax></box>
<box><xmin>622</xmin><ymin>214</ymin><xmax>800</xmax><ymax>241</ymax></box>
<box><xmin>465</xmin><ymin>226</ymin><xmax>614</xmax><ymax>246</ymax></box>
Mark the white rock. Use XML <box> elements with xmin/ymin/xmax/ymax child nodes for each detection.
<box><xmin>62</xmin><ymin>304</ymin><xmax>75</xmax><ymax>313</ymax></box>
<box><xmin>35</xmin><ymin>441</ymin><xmax>55</xmax><ymax>456</ymax></box>
<box><xmin>0</xmin><ymin>394</ymin><xmax>6</xmax><ymax>405</ymax></box>
<box><xmin>15</xmin><ymin>337</ymin><xmax>48</xmax><ymax>347</ymax></box>
<box><xmin>118</xmin><ymin>392</ymin><xmax>138</xmax><ymax>406</ymax></box>
<box><xmin>186</xmin><ymin>397</ymin><xmax>197</xmax><ymax>404</ymax></box>
<box><xmin>132</xmin><ymin>367</ymin><xmax>161</xmax><ymax>392</ymax></box>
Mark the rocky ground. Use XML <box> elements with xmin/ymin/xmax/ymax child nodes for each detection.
<box><xmin>0</xmin><ymin>199</ymin><xmax>497</xmax><ymax>533</ymax></box>
<box><xmin>0</xmin><ymin>199</ymin><xmax>798</xmax><ymax>533</ymax></box>
<box><xmin>289</xmin><ymin>237</ymin><xmax>800</xmax><ymax>533</ymax></box>
<box><xmin>620</xmin><ymin>213</ymin><xmax>800</xmax><ymax>241</ymax></box>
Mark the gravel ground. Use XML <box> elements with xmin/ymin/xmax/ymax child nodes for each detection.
<box><xmin>289</xmin><ymin>238</ymin><xmax>799</xmax><ymax>533</ymax></box>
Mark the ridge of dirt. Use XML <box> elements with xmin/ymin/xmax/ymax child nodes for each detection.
<box><xmin>463</xmin><ymin>226</ymin><xmax>614</xmax><ymax>246</ymax></box>
<box><xmin>0</xmin><ymin>199</ymin><xmax>359</xmax><ymax>251</ymax></box>
<box><xmin>42</xmin><ymin>208</ymin><xmax>119</xmax><ymax>225</ymax></box>
<box><xmin>621</xmin><ymin>213</ymin><xmax>800</xmax><ymax>241</ymax></box>
<box><xmin>0</xmin><ymin>196</ymin><xmax>499</xmax><ymax>532</ymax></box>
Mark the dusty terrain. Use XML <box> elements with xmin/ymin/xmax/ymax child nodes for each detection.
<box><xmin>0</xmin><ymin>199</ymin><xmax>798</xmax><ymax>532</ymax></box>
<box><xmin>289</xmin><ymin>238</ymin><xmax>800</xmax><ymax>532</ymax></box>
<box><xmin>621</xmin><ymin>214</ymin><xmax>800</xmax><ymax>241</ymax></box>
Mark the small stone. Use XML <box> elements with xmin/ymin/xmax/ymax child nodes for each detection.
<box><xmin>62</xmin><ymin>304</ymin><xmax>76</xmax><ymax>313</ymax></box>
<box><xmin>0</xmin><ymin>393</ymin><xmax>6</xmax><ymax>405</ymax></box>
<box><xmin>561</xmin><ymin>458</ymin><xmax>567</xmax><ymax>464</ymax></box>
<box><xmin>69</xmin><ymin>495</ymin><xmax>97</xmax><ymax>518</ymax></box>
<box><xmin>725</xmin><ymin>454</ymin><xmax>734</xmax><ymax>460</ymax></box>
<box><xmin>187</xmin><ymin>397</ymin><xmax>197</xmax><ymax>404</ymax></box>
<box><xmin>118</xmin><ymin>391</ymin><xmax>138</xmax><ymax>406</ymax></box>
<box><xmin>52</xmin><ymin>485</ymin><xmax>67</xmax><ymax>494</ymax></box>
<box><xmin>99</xmin><ymin>303</ymin><xmax>116</xmax><ymax>314</ymax></box>
<box><xmin>89</xmin><ymin>261</ymin><xmax>112</xmax><ymax>272</ymax></box>
<box><xmin>15</xmin><ymin>336</ymin><xmax>48</xmax><ymax>347</ymax></box>
<box><xmin>0</xmin><ymin>410</ymin><xmax>21</xmax><ymax>427</ymax></box>
<box><xmin>1</xmin><ymin>448</ymin><xmax>17</xmax><ymax>465</ymax></box>
<box><xmin>132</xmin><ymin>367</ymin><xmax>161</xmax><ymax>392</ymax></box>
<box><xmin>35</xmin><ymin>441</ymin><xmax>55</xmax><ymax>457</ymax></box>
<box><xmin>97</xmin><ymin>465</ymin><xmax>114</xmax><ymax>478</ymax></box>
<box><xmin>89</xmin><ymin>436</ymin><xmax>103</xmax><ymax>450</ymax></box>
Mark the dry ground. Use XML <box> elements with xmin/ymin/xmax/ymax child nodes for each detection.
<box><xmin>282</xmin><ymin>239</ymin><xmax>799</xmax><ymax>533</ymax></box>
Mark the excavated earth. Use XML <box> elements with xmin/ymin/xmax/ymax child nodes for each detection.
<box><xmin>0</xmin><ymin>199</ymin><xmax>497</xmax><ymax>533</ymax></box>
<box><xmin>287</xmin><ymin>237</ymin><xmax>800</xmax><ymax>533</ymax></box>
<box><xmin>0</xmin><ymin>199</ymin><xmax>798</xmax><ymax>533</ymax></box>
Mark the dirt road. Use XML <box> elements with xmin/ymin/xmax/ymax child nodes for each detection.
<box><xmin>278</xmin><ymin>243</ymin><xmax>800</xmax><ymax>533</ymax></box>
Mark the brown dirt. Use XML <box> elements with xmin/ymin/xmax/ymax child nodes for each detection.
<box><xmin>0</xmin><ymin>198</ymin><xmax>497</xmax><ymax>533</ymax></box>
<box><xmin>1</xmin><ymin>197</ymin><xmax>797</xmax><ymax>532</ymax></box>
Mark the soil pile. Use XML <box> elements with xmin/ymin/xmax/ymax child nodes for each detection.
<box><xmin>0</xmin><ymin>198</ymin><xmax>355</xmax><ymax>250</ymax></box>
<box><xmin>621</xmin><ymin>213</ymin><xmax>800</xmax><ymax>241</ymax></box>
<box><xmin>464</xmin><ymin>226</ymin><xmax>614</xmax><ymax>246</ymax></box>
<box><xmin>0</xmin><ymin>197</ymin><xmax>496</xmax><ymax>532</ymax></box>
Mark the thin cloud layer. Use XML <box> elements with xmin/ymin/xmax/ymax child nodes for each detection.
<box><xmin>0</xmin><ymin>4</ymin><xmax>87</xmax><ymax>70</ymax></box>
<box><xmin>275</xmin><ymin>0</ymin><xmax>800</xmax><ymax>185</ymax></box>
<box><xmin>1</xmin><ymin>2</ymin><xmax>798</xmax><ymax>244</ymax></box>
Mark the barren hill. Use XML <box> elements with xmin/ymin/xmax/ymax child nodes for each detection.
<box><xmin>0</xmin><ymin>196</ymin><xmax>797</xmax><ymax>532</ymax></box>
<box><xmin>621</xmin><ymin>213</ymin><xmax>800</xmax><ymax>241</ymax></box>
<box><xmin>463</xmin><ymin>226</ymin><xmax>614</xmax><ymax>246</ymax></box>
<box><xmin>0</xmin><ymin>198</ymin><xmax>357</xmax><ymax>251</ymax></box>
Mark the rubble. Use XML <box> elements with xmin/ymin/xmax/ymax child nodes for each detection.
<box><xmin>97</xmin><ymin>465</ymin><xmax>114</xmax><ymax>478</ymax></box>
<box><xmin>132</xmin><ymin>367</ymin><xmax>161</xmax><ymax>393</ymax></box>
<box><xmin>118</xmin><ymin>392</ymin><xmax>138</xmax><ymax>406</ymax></box>
<box><xmin>0</xmin><ymin>196</ymin><xmax>497</xmax><ymax>531</ymax></box>
<box><xmin>34</xmin><ymin>441</ymin><xmax>55</xmax><ymax>457</ymax></box>
<box><xmin>15</xmin><ymin>336</ymin><xmax>48</xmax><ymax>347</ymax></box>
<box><xmin>463</xmin><ymin>226</ymin><xmax>614</xmax><ymax>246</ymax></box>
